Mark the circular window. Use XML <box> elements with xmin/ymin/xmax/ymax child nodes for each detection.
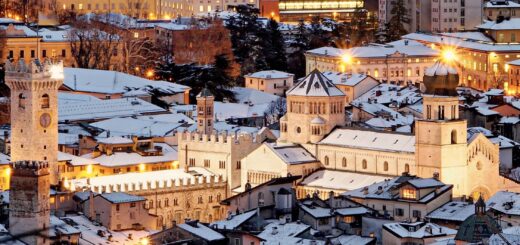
<box><xmin>296</xmin><ymin>127</ymin><xmax>301</xmax><ymax>133</ymax></box>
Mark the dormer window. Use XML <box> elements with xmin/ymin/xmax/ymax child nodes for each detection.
<box><xmin>402</xmin><ymin>187</ymin><xmax>417</xmax><ymax>200</ymax></box>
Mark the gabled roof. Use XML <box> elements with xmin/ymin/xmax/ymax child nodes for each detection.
<box><xmin>286</xmin><ymin>69</ymin><xmax>344</xmax><ymax>97</ymax></box>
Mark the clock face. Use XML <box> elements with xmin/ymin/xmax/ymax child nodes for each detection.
<box><xmin>40</xmin><ymin>113</ymin><xmax>51</xmax><ymax>128</ymax></box>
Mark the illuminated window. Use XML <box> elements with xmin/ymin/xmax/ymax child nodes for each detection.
<box><xmin>133</xmin><ymin>32</ymin><xmax>139</xmax><ymax>38</ymax></box>
<box><xmin>402</xmin><ymin>187</ymin><xmax>417</xmax><ymax>199</ymax></box>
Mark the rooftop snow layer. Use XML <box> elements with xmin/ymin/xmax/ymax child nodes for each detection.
<box><xmin>319</xmin><ymin>128</ymin><xmax>416</xmax><ymax>153</ymax></box>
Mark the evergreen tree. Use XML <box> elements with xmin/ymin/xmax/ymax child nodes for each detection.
<box><xmin>264</xmin><ymin>18</ymin><xmax>288</xmax><ymax>71</ymax></box>
<box><xmin>386</xmin><ymin>0</ymin><xmax>408</xmax><ymax>41</ymax></box>
<box><xmin>155</xmin><ymin>55</ymin><xmax>236</xmax><ymax>102</ymax></box>
<box><xmin>308</xmin><ymin>16</ymin><xmax>328</xmax><ymax>49</ymax></box>
<box><xmin>226</xmin><ymin>5</ymin><xmax>268</xmax><ymax>77</ymax></box>
<box><xmin>287</xmin><ymin>19</ymin><xmax>309</xmax><ymax>78</ymax></box>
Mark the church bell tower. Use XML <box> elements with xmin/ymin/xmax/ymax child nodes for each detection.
<box><xmin>415</xmin><ymin>61</ymin><xmax>468</xmax><ymax>197</ymax></box>
<box><xmin>4</xmin><ymin>59</ymin><xmax>63</xmax><ymax>185</ymax></box>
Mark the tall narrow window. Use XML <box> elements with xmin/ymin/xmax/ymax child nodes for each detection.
<box><xmin>41</xmin><ymin>94</ymin><xmax>50</xmax><ymax>109</ymax></box>
<box><xmin>426</xmin><ymin>105</ymin><xmax>432</xmax><ymax>120</ymax></box>
<box><xmin>438</xmin><ymin>105</ymin><xmax>445</xmax><ymax>120</ymax></box>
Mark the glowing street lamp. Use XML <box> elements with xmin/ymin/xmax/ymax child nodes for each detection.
<box><xmin>140</xmin><ymin>238</ymin><xmax>149</xmax><ymax>245</ymax></box>
<box><xmin>441</xmin><ymin>48</ymin><xmax>457</xmax><ymax>63</ymax></box>
<box><xmin>146</xmin><ymin>69</ymin><xmax>155</xmax><ymax>78</ymax></box>
<box><xmin>341</xmin><ymin>54</ymin><xmax>352</xmax><ymax>64</ymax></box>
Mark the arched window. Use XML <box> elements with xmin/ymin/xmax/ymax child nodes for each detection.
<box><xmin>18</xmin><ymin>93</ymin><xmax>26</xmax><ymax>109</ymax></box>
<box><xmin>258</xmin><ymin>192</ymin><xmax>265</xmax><ymax>206</ymax></box>
<box><xmin>362</xmin><ymin>159</ymin><xmax>367</xmax><ymax>169</ymax></box>
<box><xmin>405</xmin><ymin>164</ymin><xmax>410</xmax><ymax>173</ymax></box>
<box><xmin>342</xmin><ymin>157</ymin><xmax>347</xmax><ymax>167</ymax></box>
<box><xmin>41</xmin><ymin>94</ymin><xmax>49</xmax><ymax>109</ymax></box>
<box><xmin>324</xmin><ymin>156</ymin><xmax>329</xmax><ymax>166</ymax></box>
<box><xmin>384</xmin><ymin>161</ymin><xmax>389</xmax><ymax>171</ymax></box>
<box><xmin>451</xmin><ymin>130</ymin><xmax>457</xmax><ymax>144</ymax></box>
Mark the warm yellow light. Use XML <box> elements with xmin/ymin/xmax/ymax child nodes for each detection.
<box><xmin>441</xmin><ymin>48</ymin><xmax>457</xmax><ymax>62</ymax></box>
<box><xmin>270</xmin><ymin>12</ymin><xmax>275</xmax><ymax>17</ymax></box>
<box><xmin>14</xmin><ymin>15</ymin><xmax>20</xmax><ymax>21</ymax></box>
<box><xmin>140</xmin><ymin>238</ymin><xmax>149</xmax><ymax>245</ymax></box>
<box><xmin>164</xmin><ymin>14</ymin><xmax>170</xmax><ymax>19</ymax></box>
<box><xmin>172</xmin><ymin>161</ymin><xmax>179</xmax><ymax>169</ymax></box>
<box><xmin>4</xmin><ymin>168</ymin><xmax>11</xmax><ymax>176</ymax></box>
<box><xmin>135</xmin><ymin>67</ymin><xmax>140</xmax><ymax>72</ymax></box>
<box><xmin>505</xmin><ymin>64</ymin><xmax>510</xmax><ymax>72</ymax></box>
<box><xmin>146</xmin><ymin>70</ymin><xmax>154</xmax><ymax>78</ymax></box>
<box><xmin>86</xmin><ymin>164</ymin><xmax>93</xmax><ymax>174</ymax></box>
<box><xmin>341</xmin><ymin>54</ymin><xmax>352</xmax><ymax>64</ymax></box>
<box><xmin>139</xmin><ymin>163</ymin><xmax>146</xmax><ymax>172</ymax></box>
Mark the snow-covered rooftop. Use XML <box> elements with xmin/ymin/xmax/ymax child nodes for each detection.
<box><xmin>485</xmin><ymin>0</ymin><xmax>520</xmax><ymax>8</ymax></box>
<box><xmin>307</xmin><ymin>42</ymin><xmax>438</xmax><ymax>59</ymax></box>
<box><xmin>178</xmin><ymin>221</ymin><xmax>225</xmax><ymax>242</ymax></box>
<box><xmin>383</xmin><ymin>222</ymin><xmax>456</xmax><ymax>239</ymax></box>
<box><xmin>404</xmin><ymin>32</ymin><xmax>520</xmax><ymax>52</ymax></box>
<box><xmin>330</xmin><ymin>235</ymin><xmax>374</xmax><ymax>245</ymax></box>
<box><xmin>322</xmin><ymin>71</ymin><xmax>376</xmax><ymax>87</ymax></box>
<box><xmin>245</xmin><ymin>70</ymin><xmax>294</xmax><ymax>79</ymax></box>
<box><xmin>100</xmin><ymin>192</ymin><xmax>146</xmax><ymax>204</ymax></box>
<box><xmin>90</xmin><ymin>113</ymin><xmax>192</xmax><ymax>137</ymax></box>
<box><xmin>59</xmin><ymin>97</ymin><xmax>166</xmax><ymax>122</ymax></box>
<box><xmin>69</xmin><ymin>167</ymin><xmax>218</xmax><ymax>193</ymax></box>
<box><xmin>211</xmin><ymin>210</ymin><xmax>256</xmax><ymax>230</ymax></box>
<box><xmin>64</xmin><ymin>214</ymin><xmax>154</xmax><ymax>244</ymax></box>
<box><xmin>257</xmin><ymin>220</ymin><xmax>322</xmax><ymax>245</ymax></box>
<box><xmin>353</xmin><ymin>83</ymin><xmax>422</xmax><ymax>107</ymax></box>
<box><xmin>63</xmin><ymin>68</ymin><xmax>190</xmax><ymax>95</ymax></box>
<box><xmin>300</xmin><ymin>169</ymin><xmax>389</xmax><ymax>192</ymax></box>
<box><xmin>266</xmin><ymin>143</ymin><xmax>318</xmax><ymax>164</ymax></box>
<box><xmin>287</xmin><ymin>69</ymin><xmax>344</xmax><ymax>97</ymax></box>
<box><xmin>81</xmin><ymin>143</ymin><xmax>177</xmax><ymax>167</ymax></box>
<box><xmin>232</xmin><ymin>87</ymin><xmax>281</xmax><ymax>105</ymax></box>
<box><xmin>478</xmin><ymin>18</ymin><xmax>520</xmax><ymax>30</ymax></box>
<box><xmin>487</xmin><ymin>191</ymin><xmax>520</xmax><ymax>216</ymax></box>
<box><xmin>58</xmin><ymin>151</ymin><xmax>99</xmax><ymax>166</ymax></box>
<box><xmin>426</xmin><ymin>201</ymin><xmax>475</xmax><ymax>222</ymax></box>
<box><xmin>320</xmin><ymin>128</ymin><xmax>416</xmax><ymax>153</ymax></box>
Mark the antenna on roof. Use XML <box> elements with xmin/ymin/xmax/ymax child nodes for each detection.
<box><xmin>74</xmin><ymin>75</ymin><xmax>77</xmax><ymax>90</ymax></box>
<box><xmin>113</xmin><ymin>71</ymin><xmax>118</xmax><ymax>90</ymax></box>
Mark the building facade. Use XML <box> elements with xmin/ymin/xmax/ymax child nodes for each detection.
<box><xmin>305</xmin><ymin>44</ymin><xmax>439</xmax><ymax>86</ymax></box>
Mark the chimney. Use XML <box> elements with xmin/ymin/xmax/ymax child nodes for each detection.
<box><xmin>433</xmin><ymin>172</ymin><xmax>440</xmax><ymax>180</ymax></box>
<box><xmin>89</xmin><ymin>190</ymin><xmax>95</xmax><ymax>221</ymax></box>
<box><xmin>328</xmin><ymin>191</ymin><xmax>334</xmax><ymax>208</ymax></box>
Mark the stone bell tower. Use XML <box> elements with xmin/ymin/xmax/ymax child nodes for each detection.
<box><xmin>196</xmin><ymin>87</ymin><xmax>214</xmax><ymax>135</ymax></box>
<box><xmin>9</xmin><ymin>160</ymin><xmax>51</xmax><ymax>245</ymax></box>
<box><xmin>4</xmin><ymin>59</ymin><xmax>63</xmax><ymax>185</ymax></box>
<box><xmin>415</xmin><ymin>61</ymin><xmax>468</xmax><ymax>197</ymax></box>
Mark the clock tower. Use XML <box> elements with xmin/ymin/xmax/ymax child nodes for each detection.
<box><xmin>4</xmin><ymin>59</ymin><xmax>63</xmax><ymax>185</ymax></box>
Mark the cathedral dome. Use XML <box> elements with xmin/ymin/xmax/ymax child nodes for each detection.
<box><xmin>455</xmin><ymin>196</ymin><xmax>501</xmax><ymax>243</ymax></box>
<box><xmin>286</xmin><ymin>69</ymin><xmax>344</xmax><ymax>97</ymax></box>
<box><xmin>422</xmin><ymin>61</ymin><xmax>459</xmax><ymax>96</ymax></box>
